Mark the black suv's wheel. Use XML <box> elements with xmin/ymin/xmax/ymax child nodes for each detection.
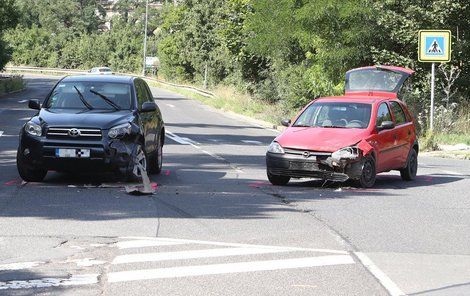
<box><xmin>267</xmin><ymin>171</ymin><xmax>290</xmax><ymax>186</ymax></box>
<box><xmin>355</xmin><ymin>155</ymin><xmax>376</xmax><ymax>188</ymax></box>
<box><xmin>16</xmin><ymin>148</ymin><xmax>47</xmax><ymax>182</ymax></box>
<box><xmin>400</xmin><ymin>148</ymin><xmax>418</xmax><ymax>181</ymax></box>
<box><xmin>148</xmin><ymin>135</ymin><xmax>163</xmax><ymax>175</ymax></box>
<box><xmin>126</xmin><ymin>143</ymin><xmax>148</xmax><ymax>181</ymax></box>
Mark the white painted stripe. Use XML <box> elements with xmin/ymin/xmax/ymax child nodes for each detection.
<box><xmin>0</xmin><ymin>274</ymin><xmax>98</xmax><ymax>290</ymax></box>
<box><xmin>442</xmin><ymin>170</ymin><xmax>465</xmax><ymax>176</ymax></box>
<box><xmin>166</xmin><ymin>103</ymin><xmax>176</xmax><ymax>108</ymax></box>
<box><xmin>0</xmin><ymin>131</ymin><xmax>3</xmax><ymax>138</ymax></box>
<box><xmin>118</xmin><ymin>237</ymin><xmax>349</xmax><ymax>255</ymax></box>
<box><xmin>108</xmin><ymin>255</ymin><xmax>354</xmax><ymax>283</ymax></box>
<box><xmin>18</xmin><ymin>99</ymin><xmax>28</xmax><ymax>103</ymax></box>
<box><xmin>112</xmin><ymin>247</ymin><xmax>292</xmax><ymax>264</ymax></box>
<box><xmin>241</xmin><ymin>140</ymin><xmax>263</xmax><ymax>145</ymax></box>
<box><xmin>114</xmin><ymin>239</ymin><xmax>187</xmax><ymax>249</ymax></box>
<box><xmin>166</xmin><ymin>131</ymin><xmax>190</xmax><ymax>145</ymax></box>
<box><xmin>354</xmin><ymin>252</ymin><xmax>405</xmax><ymax>296</ymax></box>
<box><xmin>0</xmin><ymin>261</ymin><xmax>44</xmax><ymax>271</ymax></box>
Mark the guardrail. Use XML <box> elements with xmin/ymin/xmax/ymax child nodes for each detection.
<box><xmin>4</xmin><ymin>66</ymin><xmax>215</xmax><ymax>98</ymax></box>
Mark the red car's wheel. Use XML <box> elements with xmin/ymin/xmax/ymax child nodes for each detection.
<box><xmin>356</xmin><ymin>155</ymin><xmax>376</xmax><ymax>188</ymax></box>
<box><xmin>400</xmin><ymin>148</ymin><xmax>418</xmax><ymax>181</ymax></box>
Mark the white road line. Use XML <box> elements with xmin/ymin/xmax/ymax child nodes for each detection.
<box><xmin>112</xmin><ymin>247</ymin><xmax>292</xmax><ymax>264</ymax></box>
<box><xmin>0</xmin><ymin>131</ymin><xmax>3</xmax><ymax>138</ymax></box>
<box><xmin>114</xmin><ymin>239</ymin><xmax>187</xmax><ymax>249</ymax></box>
<box><xmin>241</xmin><ymin>140</ymin><xmax>263</xmax><ymax>145</ymax></box>
<box><xmin>441</xmin><ymin>170</ymin><xmax>465</xmax><ymax>176</ymax></box>
<box><xmin>0</xmin><ymin>274</ymin><xmax>99</xmax><ymax>290</ymax></box>
<box><xmin>0</xmin><ymin>261</ymin><xmax>44</xmax><ymax>271</ymax></box>
<box><xmin>18</xmin><ymin>99</ymin><xmax>28</xmax><ymax>103</ymax></box>
<box><xmin>354</xmin><ymin>252</ymin><xmax>405</xmax><ymax>296</ymax></box>
<box><xmin>166</xmin><ymin>103</ymin><xmax>176</xmax><ymax>108</ymax></box>
<box><xmin>166</xmin><ymin>131</ymin><xmax>190</xmax><ymax>145</ymax></box>
<box><xmin>108</xmin><ymin>255</ymin><xmax>355</xmax><ymax>283</ymax></box>
<box><xmin>118</xmin><ymin>237</ymin><xmax>349</xmax><ymax>255</ymax></box>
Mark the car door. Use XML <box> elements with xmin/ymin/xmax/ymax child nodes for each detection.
<box><xmin>389</xmin><ymin>101</ymin><xmax>413</xmax><ymax>168</ymax></box>
<box><xmin>143</xmin><ymin>81</ymin><xmax>160</xmax><ymax>152</ymax></box>
<box><xmin>372</xmin><ymin>102</ymin><xmax>397</xmax><ymax>172</ymax></box>
<box><xmin>134</xmin><ymin>79</ymin><xmax>153</xmax><ymax>153</ymax></box>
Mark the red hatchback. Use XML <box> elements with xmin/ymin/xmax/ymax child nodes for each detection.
<box><xmin>266</xmin><ymin>66</ymin><xmax>418</xmax><ymax>188</ymax></box>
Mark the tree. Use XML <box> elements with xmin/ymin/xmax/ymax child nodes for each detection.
<box><xmin>0</xmin><ymin>0</ymin><xmax>19</xmax><ymax>69</ymax></box>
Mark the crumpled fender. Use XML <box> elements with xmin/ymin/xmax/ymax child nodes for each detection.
<box><xmin>357</xmin><ymin>139</ymin><xmax>374</xmax><ymax>156</ymax></box>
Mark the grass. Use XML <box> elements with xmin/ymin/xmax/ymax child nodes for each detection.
<box><xmin>433</xmin><ymin>133</ymin><xmax>470</xmax><ymax>146</ymax></box>
<box><xmin>0</xmin><ymin>75</ymin><xmax>24</xmax><ymax>95</ymax></box>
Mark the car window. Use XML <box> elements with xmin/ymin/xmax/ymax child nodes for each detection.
<box><xmin>143</xmin><ymin>82</ymin><xmax>154</xmax><ymax>102</ymax></box>
<box><xmin>376</xmin><ymin>103</ymin><xmax>392</xmax><ymax>127</ymax></box>
<box><xmin>135</xmin><ymin>80</ymin><xmax>147</xmax><ymax>107</ymax></box>
<box><xmin>389</xmin><ymin>101</ymin><xmax>407</xmax><ymax>125</ymax></box>
<box><xmin>46</xmin><ymin>81</ymin><xmax>132</xmax><ymax>110</ymax></box>
<box><xmin>293</xmin><ymin>102</ymin><xmax>372</xmax><ymax>129</ymax></box>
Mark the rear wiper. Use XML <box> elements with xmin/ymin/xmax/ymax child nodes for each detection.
<box><xmin>73</xmin><ymin>86</ymin><xmax>93</xmax><ymax>110</ymax></box>
<box><xmin>90</xmin><ymin>89</ymin><xmax>120</xmax><ymax>110</ymax></box>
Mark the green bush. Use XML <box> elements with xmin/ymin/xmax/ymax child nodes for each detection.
<box><xmin>0</xmin><ymin>75</ymin><xmax>24</xmax><ymax>95</ymax></box>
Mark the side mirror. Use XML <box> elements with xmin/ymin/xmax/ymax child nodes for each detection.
<box><xmin>378</xmin><ymin>121</ymin><xmax>395</xmax><ymax>130</ymax></box>
<box><xmin>281</xmin><ymin>119</ymin><xmax>291</xmax><ymax>127</ymax></box>
<box><xmin>141</xmin><ymin>101</ymin><xmax>157</xmax><ymax>113</ymax></box>
<box><xmin>28</xmin><ymin>99</ymin><xmax>41</xmax><ymax>110</ymax></box>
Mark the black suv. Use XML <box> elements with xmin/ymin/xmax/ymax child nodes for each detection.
<box><xmin>17</xmin><ymin>75</ymin><xmax>165</xmax><ymax>182</ymax></box>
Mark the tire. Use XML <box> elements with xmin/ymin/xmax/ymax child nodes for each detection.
<box><xmin>148</xmin><ymin>135</ymin><xmax>163</xmax><ymax>175</ymax></box>
<box><xmin>355</xmin><ymin>155</ymin><xmax>376</xmax><ymax>188</ymax></box>
<box><xmin>400</xmin><ymin>148</ymin><xmax>418</xmax><ymax>181</ymax></box>
<box><xmin>16</xmin><ymin>148</ymin><xmax>47</xmax><ymax>182</ymax></box>
<box><xmin>126</xmin><ymin>143</ymin><xmax>148</xmax><ymax>181</ymax></box>
<box><xmin>267</xmin><ymin>171</ymin><xmax>290</xmax><ymax>186</ymax></box>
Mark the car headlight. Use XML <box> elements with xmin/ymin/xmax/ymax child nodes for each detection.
<box><xmin>331</xmin><ymin>147</ymin><xmax>361</xmax><ymax>160</ymax></box>
<box><xmin>25</xmin><ymin>121</ymin><xmax>42</xmax><ymax>136</ymax></box>
<box><xmin>267</xmin><ymin>141</ymin><xmax>285</xmax><ymax>154</ymax></box>
<box><xmin>108</xmin><ymin>123</ymin><xmax>132</xmax><ymax>139</ymax></box>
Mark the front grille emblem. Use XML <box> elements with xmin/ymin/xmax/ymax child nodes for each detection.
<box><xmin>68</xmin><ymin>128</ymin><xmax>81</xmax><ymax>137</ymax></box>
<box><xmin>303</xmin><ymin>151</ymin><xmax>310</xmax><ymax>158</ymax></box>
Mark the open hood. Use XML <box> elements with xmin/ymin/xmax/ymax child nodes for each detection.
<box><xmin>345</xmin><ymin>65</ymin><xmax>414</xmax><ymax>98</ymax></box>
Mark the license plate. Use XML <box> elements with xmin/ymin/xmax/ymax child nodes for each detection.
<box><xmin>289</xmin><ymin>162</ymin><xmax>317</xmax><ymax>171</ymax></box>
<box><xmin>55</xmin><ymin>148</ymin><xmax>90</xmax><ymax>158</ymax></box>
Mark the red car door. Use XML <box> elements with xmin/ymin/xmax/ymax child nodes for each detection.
<box><xmin>389</xmin><ymin>101</ymin><xmax>413</xmax><ymax>168</ymax></box>
<box><xmin>372</xmin><ymin>102</ymin><xmax>397</xmax><ymax>172</ymax></box>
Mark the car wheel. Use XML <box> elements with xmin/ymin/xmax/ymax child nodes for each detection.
<box><xmin>400</xmin><ymin>149</ymin><xmax>418</xmax><ymax>181</ymax></box>
<box><xmin>16</xmin><ymin>148</ymin><xmax>47</xmax><ymax>182</ymax></box>
<box><xmin>148</xmin><ymin>135</ymin><xmax>163</xmax><ymax>175</ymax></box>
<box><xmin>267</xmin><ymin>171</ymin><xmax>290</xmax><ymax>186</ymax></box>
<box><xmin>126</xmin><ymin>143</ymin><xmax>148</xmax><ymax>181</ymax></box>
<box><xmin>355</xmin><ymin>155</ymin><xmax>376</xmax><ymax>188</ymax></box>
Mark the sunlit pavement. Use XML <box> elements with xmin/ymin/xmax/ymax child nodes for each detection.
<box><xmin>0</xmin><ymin>76</ymin><xmax>469</xmax><ymax>295</ymax></box>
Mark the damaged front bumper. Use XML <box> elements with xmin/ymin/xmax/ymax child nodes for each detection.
<box><xmin>18</xmin><ymin>129</ymin><xmax>140</xmax><ymax>172</ymax></box>
<box><xmin>266</xmin><ymin>150</ymin><xmax>364</xmax><ymax>182</ymax></box>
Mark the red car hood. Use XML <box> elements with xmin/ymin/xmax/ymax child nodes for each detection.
<box><xmin>276</xmin><ymin>127</ymin><xmax>369</xmax><ymax>152</ymax></box>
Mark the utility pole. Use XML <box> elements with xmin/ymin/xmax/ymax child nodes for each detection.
<box><xmin>142</xmin><ymin>0</ymin><xmax>149</xmax><ymax>76</ymax></box>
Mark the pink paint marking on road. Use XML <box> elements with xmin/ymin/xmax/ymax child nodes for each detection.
<box><xmin>151</xmin><ymin>183</ymin><xmax>158</xmax><ymax>190</ymax></box>
<box><xmin>4</xmin><ymin>179</ymin><xmax>20</xmax><ymax>186</ymax></box>
<box><xmin>165</xmin><ymin>170</ymin><xmax>171</xmax><ymax>176</ymax></box>
<box><xmin>248</xmin><ymin>181</ymin><xmax>271</xmax><ymax>188</ymax></box>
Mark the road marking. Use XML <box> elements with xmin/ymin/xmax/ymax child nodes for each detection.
<box><xmin>114</xmin><ymin>239</ymin><xmax>187</xmax><ymax>249</ymax></box>
<box><xmin>166</xmin><ymin>103</ymin><xmax>176</xmax><ymax>108</ymax></box>
<box><xmin>0</xmin><ymin>131</ymin><xmax>3</xmax><ymax>138</ymax></box>
<box><xmin>166</xmin><ymin>131</ymin><xmax>191</xmax><ymax>145</ymax></box>
<box><xmin>0</xmin><ymin>274</ymin><xmax>99</xmax><ymax>290</ymax></box>
<box><xmin>441</xmin><ymin>170</ymin><xmax>465</xmax><ymax>176</ymax></box>
<box><xmin>241</xmin><ymin>140</ymin><xmax>263</xmax><ymax>145</ymax></box>
<box><xmin>354</xmin><ymin>252</ymin><xmax>405</xmax><ymax>296</ymax></box>
<box><xmin>108</xmin><ymin>255</ymin><xmax>354</xmax><ymax>283</ymax></box>
<box><xmin>118</xmin><ymin>237</ymin><xmax>349</xmax><ymax>254</ymax></box>
<box><xmin>0</xmin><ymin>261</ymin><xmax>44</xmax><ymax>271</ymax></box>
<box><xmin>18</xmin><ymin>99</ymin><xmax>28</xmax><ymax>103</ymax></box>
<box><xmin>112</xmin><ymin>247</ymin><xmax>293</xmax><ymax>264</ymax></box>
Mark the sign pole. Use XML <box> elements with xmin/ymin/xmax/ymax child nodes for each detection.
<box><xmin>142</xmin><ymin>0</ymin><xmax>149</xmax><ymax>76</ymax></box>
<box><xmin>430</xmin><ymin>62</ymin><xmax>435</xmax><ymax>130</ymax></box>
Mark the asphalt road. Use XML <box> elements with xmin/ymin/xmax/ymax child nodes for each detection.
<box><xmin>0</xmin><ymin>75</ymin><xmax>469</xmax><ymax>296</ymax></box>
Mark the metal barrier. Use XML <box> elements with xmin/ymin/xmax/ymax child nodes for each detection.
<box><xmin>4</xmin><ymin>66</ymin><xmax>214</xmax><ymax>98</ymax></box>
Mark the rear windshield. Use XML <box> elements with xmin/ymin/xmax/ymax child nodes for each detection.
<box><xmin>46</xmin><ymin>81</ymin><xmax>132</xmax><ymax>110</ymax></box>
<box><xmin>293</xmin><ymin>102</ymin><xmax>372</xmax><ymax>129</ymax></box>
<box><xmin>346</xmin><ymin>69</ymin><xmax>406</xmax><ymax>92</ymax></box>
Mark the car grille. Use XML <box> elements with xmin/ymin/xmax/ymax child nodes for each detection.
<box><xmin>284</xmin><ymin>148</ymin><xmax>332</xmax><ymax>157</ymax></box>
<box><xmin>46</xmin><ymin>127</ymin><xmax>102</xmax><ymax>139</ymax></box>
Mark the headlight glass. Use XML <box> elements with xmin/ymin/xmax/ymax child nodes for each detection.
<box><xmin>267</xmin><ymin>141</ymin><xmax>285</xmax><ymax>154</ymax></box>
<box><xmin>332</xmin><ymin>147</ymin><xmax>361</xmax><ymax>159</ymax></box>
<box><xmin>108</xmin><ymin>123</ymin><xmax>131</xmax><ymax>139</ymax></box>
<box><xmin>25</xmin><ymin>121</ymin><xmax>42</xmax><ymax>136</ymax></box>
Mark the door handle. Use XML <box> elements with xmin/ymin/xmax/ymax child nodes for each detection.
<box><xmin>408</xmin><ymin>130</ymin><xmax>411</xmax><ymax>136</ymax></box>
<box><xmin>393</xmin><ymin>134</ymin><xmax>398</xmax><ymax>140</ymax></box>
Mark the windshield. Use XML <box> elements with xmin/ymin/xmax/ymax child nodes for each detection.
<box><xmin>293</xmin><ymin>102</ymin><xmax>371</xmax><ymax>129</ymax></box>
<box><xmin>46</xmin><ymin>81</ymin><xmax>132</xmax><ymax>110</ymax></box>
<box><xmin>345</xmin><ymin>69</ymin><xmax>407</xmax><ymax>93</ymax></box>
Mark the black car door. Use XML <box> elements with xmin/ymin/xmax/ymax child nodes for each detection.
<box><xmin>143</xmin><ymin>81</ymin><xmax>160</xmax><ymax>151</ymax></box>
<box><xmin>134</xmin><ymin>79</ymin><xmax>154</xmax><ymax>153</ymax></box>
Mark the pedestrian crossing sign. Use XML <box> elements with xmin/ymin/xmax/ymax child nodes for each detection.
<box><xmin>418</xmin><ymin>30</ymin><xmax>451</xmax><ymax>62</ymax></box>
